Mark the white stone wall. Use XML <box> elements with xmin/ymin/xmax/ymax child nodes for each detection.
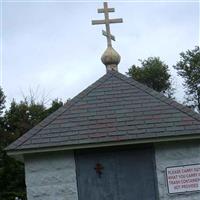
<box><xmin>155</xmin><ymin>142</ymin><xmax>200</xmax><ymax>200</ymax></box>
<box><xmin>24</xmin><ymin>151</ymin><xmax>78</xmax><ymax>200</ymax></box>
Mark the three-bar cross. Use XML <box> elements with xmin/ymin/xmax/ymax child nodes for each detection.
<box><xmin>92</xmin><ymin>2</ymin><xmax>123</xmax><ymax>48</ymax></box>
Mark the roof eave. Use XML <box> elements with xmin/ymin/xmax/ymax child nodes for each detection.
<box><xmin>7</xmin><ymin>134</ymin><xmax>200</xmax><ymax>157</ymax></box>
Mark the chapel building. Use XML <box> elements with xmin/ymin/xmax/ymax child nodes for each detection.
<box><xmin>6</xmin><ymin>2</ymin><xmax>200</xmax><ymax>200</ymax></box>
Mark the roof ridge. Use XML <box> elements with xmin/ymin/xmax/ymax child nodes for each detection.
<box><xmin>6</xmin><ymin>72</ymin><xmax>112</xmax><ymax>151</ymax></box>
<box><xmin>111</xmin><ymin>71</ymin><xmax>200</xmax><ymax>123</ymax></box>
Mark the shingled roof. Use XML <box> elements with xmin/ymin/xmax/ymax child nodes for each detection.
<box><xmin>6</xmin><ymin>71</ymin><xmax>200</xmax><ymax>154</ymax></box>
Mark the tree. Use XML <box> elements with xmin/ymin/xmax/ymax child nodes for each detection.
<box><xmin>4</xmin><ymin>100</ymin><xmax>46</xmax><ymax>140</ymax></box>
<box><xmin>0</xmin><ymin>87</ymin><xmax>6</xmax><ymax>152</ymax></box>
<box><xmin>0</xmin><ymin>96</ymin><xmax>64</xmax><ymax>200</ymax></box>
<box><xmin>127</xmin><ymin>57</ymin><xmax>173</xmax><ymax>96</ymax></box>
<box><xmin>0</xmin><ymin>87</ymin><xmax>6</xmax><ymax>151</ymax></box>
<box><xmin>174</xmin><ymin>46</ymin><xmax>200</xmax><ymax>112</ymax></box>
<box><xmin>0</xmin><ymin>87</ymin><xmax>6</xmax><ymax>116</ymax></box>
<box><xmin>46</xmin><ymin>99</ymin><xmax>63</xmax><ymax>116</ymax></box>
<box><xmin>0</xmin><ymin>99</ymin><xmax>46</xmax><ymax>200</ymax></box>
<box><xmin>0</xmin><ymin>87</ymin><xmax>6</xmax><ymax>144</ymax></box>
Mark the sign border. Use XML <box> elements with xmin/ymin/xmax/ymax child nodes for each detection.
<box><xmin>166</xmin><ymin>163</ymin><xmax>200</xmax><ymax>195</ymax></box>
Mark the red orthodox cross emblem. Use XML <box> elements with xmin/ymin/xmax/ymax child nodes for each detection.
<box><xmin>94</xmin><ymin>163</ymin><xmax>104</xmax><ymax>178</ymax></box>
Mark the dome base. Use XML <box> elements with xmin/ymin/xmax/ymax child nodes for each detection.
<box><xmin>101</xmin><ymin>46</ymin><xmax>121</xmax><ymax>72</ymax></box>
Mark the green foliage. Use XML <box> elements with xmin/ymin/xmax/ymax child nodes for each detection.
<box><xmin>0</xmin><ymin>92</ymin><xmax>64</xmax><ymax>200</ymax></box>
<box><xmin>0</xmin><ymin>192</ymin><xmax>26</xmax><ymax>200</ymax></box>
<box><xmin>127</xmin><ymin>57</ymin><xmax>173</xmax><ymax>97</ymax></box>
<box><xmin>4</xmin><ymin>100</ymin><xmax>46</xmax><ymax>139</ymax></box>
<box><xmin>0</xmin><ymin>88</ymin><xmax>7</xmax><ymax>147</ymax></box>
<box><xmin>0</xmin><ymin>87</ymin><xmax>6</xmax><ymax>116</ymax></box>
<box><xmin>46</xmin><ymin>99</ymin><xmax>63</xmax><ymax>115</ymax></box>
<box><xmin>174</xmin><ymin>46</ymin><xmax>200</xmax><ymax>112</ymax></box>
<box><xmin>0</xmin><ymin>152</ymin><xmax>26</xmax><ymax>200</ymax></box>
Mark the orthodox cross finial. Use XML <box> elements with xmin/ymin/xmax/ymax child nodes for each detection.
<box><xmin>92</xmin><ymin>2</ymin><xmax>123</xmax><ymax>47</ymax></box>
<box><xmin>92</xmin><ymin>2</ymin><xmax>123</xmax><ymax>72</ymax></box>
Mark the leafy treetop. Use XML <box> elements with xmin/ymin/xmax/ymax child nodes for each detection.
<box><xmin>127</xmin><ymin>57</ymin><xmax>173</xmax><ymax>97</ymax></box>
<box><xmin>174</xmin><ymin>46</ymin><xmax>200</xmax><ymax>112</ymax></box>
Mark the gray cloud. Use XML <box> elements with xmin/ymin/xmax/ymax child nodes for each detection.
<box><xmin>1</xmin><ymin>1</ymin><xmax>199</xmax><ymax>106</ymax></box>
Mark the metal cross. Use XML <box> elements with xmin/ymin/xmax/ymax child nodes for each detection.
<box><xmin>92</xmin><ymin>2</ymin><xmax>123</xmax><ymax>48</ymax></box>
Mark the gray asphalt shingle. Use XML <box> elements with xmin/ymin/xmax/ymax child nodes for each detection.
<box><xmin>6</xmin><ymin>71</ymin><xmax>200</xmax><ymax>152</ymax></box>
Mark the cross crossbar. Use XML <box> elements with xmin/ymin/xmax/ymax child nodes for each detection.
<box><xmin>92</xmin><ymin>18</ymin><xmax>123</xmax><ymax>25</ymax></box>
<box><xmin>92</xmin><ymin>2</ymin><xmax>123</xmax><ymax>47</ymax></box>
<box><xmin>98</xmin><ymin>8</ymin><xmax>115</xmax><ymax>13</ymax></box>
<box><xmin>102</xmin><ymin>30</ymin><xmax>115</xmax><ymax>41</ymax></box>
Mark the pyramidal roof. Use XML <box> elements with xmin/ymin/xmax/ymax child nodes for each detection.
<box><xmin>6</xmin><ymin>71</ymin><xmax>200</xmax><ymax>154</ymax></box>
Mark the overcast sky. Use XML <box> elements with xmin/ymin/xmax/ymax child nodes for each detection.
<box><xmin>1</xmin><ymin>0</ymin><xmax>199</xmax><ymax>107</ymax></box>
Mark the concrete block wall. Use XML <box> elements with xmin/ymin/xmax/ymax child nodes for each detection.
<box><xmin>24</xmin><ymin>141</ymin><xmax>200</xmax><ymax>200</ymax></box>
<box><xmin>24</xmin><ymin>151</ymin><xmax>78</xmax><ymax>200</ymax></box>
<box><xmin>155</xmin><ymin>142</ymin><xmax>200</xmax><ymax>200</ymax></box>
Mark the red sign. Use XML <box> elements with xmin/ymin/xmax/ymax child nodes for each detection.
<box><xmin>166</xmin><ymin>164</ymin><xmax>200</xmax><ymax>194</ymax></box>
